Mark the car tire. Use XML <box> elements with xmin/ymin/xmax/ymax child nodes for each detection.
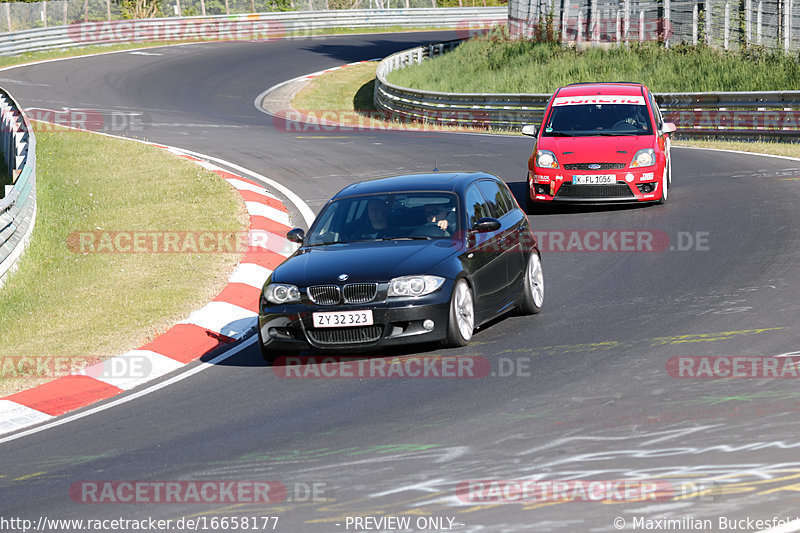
<box><xmin>517</xmin><ymin>252</ymin><xmax>544</xmax><ymax>315</ymax></box>
<box><xmin>526</xmin><ymin>194</ymin><xmax>537</xmax><ymax>214</ymax></box>
<box><xmin>657</xmin><ymin>161</ymin><xmax>670</xmax><ymax>205</ymax></box>
<box><xmin>444</xmin><ymin>278</ymin><xmax>475</xmax><ymax>347</ymax></box>
<box><xmin>257</xmin><ymin>325</ymin><xmax>279</xmax><ymax>364</ymax></box>
<box><xmin>667</xmin><ymin>157</ymin><xmax>672</xmax><ymax>186</ymax></box>
<box><xmin>525</xmin><ymin>177</ymin><xmax>537</xmax><ymax>214</ymax></box>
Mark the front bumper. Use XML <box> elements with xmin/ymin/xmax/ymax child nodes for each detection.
<box><xmin>258</xmin><ymin>283</ymin><xmax>453</xmax><ymax>353</ymax></box>
<box><xmin>528</xmin><ymin>167</ymin><xmax>663</xmax><ymax>203</ymax></box>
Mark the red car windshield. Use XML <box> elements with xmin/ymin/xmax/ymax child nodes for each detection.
<box><xmin>542</xmin><ymin>103</ymin><xmax>653</xmax><ymax>137</ymax></box>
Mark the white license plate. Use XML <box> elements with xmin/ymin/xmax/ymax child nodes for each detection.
<box><xmin>312</xmin><ymin>310</ymin><xmax>374</xmax><ymax>328</ymax></box>
<box><xmin>572</xmin><ymin>174</ymin><xmax>616</xmax><ymax>185</ymax></box>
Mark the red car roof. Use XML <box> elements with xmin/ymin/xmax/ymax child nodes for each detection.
<box><xmin>556</xmin><ymin>83</ymin><xmax>647</xmax><ymax>97</ymax></box>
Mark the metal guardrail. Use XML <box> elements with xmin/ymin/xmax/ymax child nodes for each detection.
<box><xmin>0</xmin><ymin>7</ymin><xmax>507</xmax><ymax>56</ymax></box>
<box><xmin>0</xmin><ymin>88</ymin><xmax>36</xmax><ymax>288</ymax></box>
<box><xmin>374</xmin><ymin>39</ymin><xmax>800</xmax><ymax>138</ymax></box>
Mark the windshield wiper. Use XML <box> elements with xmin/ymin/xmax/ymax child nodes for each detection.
<box><xmin>306</xmin><ymin>240</ymin><xmax>348</xmax><ymax>247</ymax></box>
<box><xmin>591</xmin><ymin>131</ymin><xmax>643</xmax><ymax>136</ymax></box>
<box><xmin>307</xmin><ymin>236</ymin><xmax>434</xmax><ymax>246</ymax></box>
<box><xmin>377</xmin><ymin>236</ymin><xmax>432</xmax><ymax>241</ymax></box>
<box><xmin>543</xmin><ymin>131</ymin><xmax>575</xmax><ymax>137</ymax></box>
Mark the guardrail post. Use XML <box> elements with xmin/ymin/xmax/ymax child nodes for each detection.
<box><xmin>784</xmin><ymin>0</ymin><xmax>792</xmax><ymax>51</ymax></box>
<box><xmin>638</xmin><ymin>9</ymin><xmax>644</xmax><ymax>42</ymax></box>
<box><xmin>724</xmin><ymin>1</ymin><xmax>730</xmax><ymax>49</ymax></box>
<box><xmin>757</xmin><ymin>0</ymin><xmax>763</xmax><ymax>44</ymax></box>
<box><xmin>745</xmin><ymin>0</ymin><xmax>752</xmax><ymax>44</ymax></box>
<box><xmin>623</xmin><ymin>0</ymin><xmax>630</xmax><ymax>45</ymax></box>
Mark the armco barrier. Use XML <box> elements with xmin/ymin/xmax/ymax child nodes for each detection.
<box><xmin>0</xmin><ymin>8</ymin><xmax>507</xmax><ymax>56</ymax></box>
<box><xmin>0</xmin><ymin>88</ymin><xmax>35</xmax><ymax>288</ymax></box>
<box><xmin>374</xmin><ymin>40</ymin><xmax>800</xmax><ymax>138</ymax></box>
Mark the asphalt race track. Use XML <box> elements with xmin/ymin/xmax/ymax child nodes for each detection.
<box><xmin>3</xmin><ymin>32</ymin><xmax>800</xmax><ymax>533</ymax></box>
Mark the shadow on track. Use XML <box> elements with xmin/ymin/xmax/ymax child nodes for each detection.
<box><xmin>300</xmin><ymin>34</ymin><xmax>456</xmax><ymax>63</ymax></box>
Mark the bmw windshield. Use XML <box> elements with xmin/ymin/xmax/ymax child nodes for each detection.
<box><xmin>306</xmin><ymin>192</ymin><xmax>460</xmax><ymax>246</ymax></box>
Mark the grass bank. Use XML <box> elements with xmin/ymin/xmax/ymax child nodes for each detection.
<box><xmin>291</xmin><ymin>61</ymin><xmax>507</xmax><ymax>133</ymax></box>
<box><xmin>0</xmin><ymin>124</ymin><xmax>247</xmax><ymax>396</ymax></box>
<box><xmin>386</xmin><ymin>37</ymin><xmax>800</xmax><ymax>93</ymax></box>
<box><xmin>292</xmin><ymin>61</ymin><xmax>800</xmax><ymax>157</ymax></box>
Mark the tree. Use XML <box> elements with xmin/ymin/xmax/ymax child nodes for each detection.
<box><xmin>117</xmin><ymin>0</ymin><xmax>161</xmax><ymax>19</ymax></box>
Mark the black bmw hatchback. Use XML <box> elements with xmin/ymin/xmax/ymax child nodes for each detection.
<box><xmin>257</xmin><ymin>172</ymin><xmax>543</xmax><ymax>361</ymax></box>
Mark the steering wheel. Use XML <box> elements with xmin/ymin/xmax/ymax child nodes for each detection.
<box><xmin>411</xmin><ymin>221</ymin><xmax>450</xmax><ymax>238</ymax></box>
<box><xmin>612</xmin><ymin>119</ymin><xmax>636</xmax><ymax>129</ymax></box>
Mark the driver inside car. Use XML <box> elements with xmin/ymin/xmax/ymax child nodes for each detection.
<box><xmin>425</xmin><ymin>204</ymin><xmax>450</xmax><ymax>232</ymax></box>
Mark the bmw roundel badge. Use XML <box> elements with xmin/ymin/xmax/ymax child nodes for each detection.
<box><xmin>338</xmin><ymin>274</ymin><xmax>349</xmax><ymax>281</ymax></box>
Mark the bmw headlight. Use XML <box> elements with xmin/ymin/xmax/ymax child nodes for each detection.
<box><xmin>388</xmin><ymin>275</ymin><xmax>445</xmax><ymax>297</ymax></box>
<box><xmin>536</xmin><ymin>150</ymin><xmax>559</xmax><ymax>169</ymax></box>
<box><xmin>264</xmin><ymin>283</ymin><xmax>301</xmax><ymax>304</ymax></box>
<box><xmin>630</xmin><ymin>149</ymin><xmax>656</xmax><ymax>168</ymax></box>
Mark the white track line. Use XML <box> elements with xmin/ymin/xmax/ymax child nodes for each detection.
<box><xmin>0</xmin><ymin>336</ymin><xmax>256</xmax><ymax>444</ymax></box>
<box><xmin>0</xmin><ymin>125</ymin><xmax>314</xmax><ymax>443</ymax></box>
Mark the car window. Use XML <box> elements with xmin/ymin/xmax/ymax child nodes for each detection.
<box><xmin>497</xmin><ymin>180</ymin><xmax>519</xmax><ymax>212</ymax></box>
<box><xmin>464</xmin><ymin>184</ymin><xmax>491</xmax><ymax>229</ymax></box>
<box><xmin>306</xmin><ymin>192</ymin><xmax>459</xmax><ymax>245</ymax></box>
<box><xmin>477</xmin><ymin>180</ymin><xmax>509</xmax><ymax>218</ymax></box>
<box><xmin>542</xmin><ymin>98</ymin><xmax>654</xmax><ymax>137</ymax></box>
<box><xmin>648</xmin><ymin>92</ymin><xmax>664</xmax><ymax>127</ymax></box>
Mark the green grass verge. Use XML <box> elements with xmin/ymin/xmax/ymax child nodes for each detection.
<box><xmin>386</xmin><ymin>36</ymin><xmax>800</xmax><ymax>93</ymax></box>
<box><xmin>293</xmin><ymin>61</ymin><xmax>800</xmax><ymax>155</ymax></box>
<box><xmin>293</xmin><ymin>61</ymin><xmax>379</xmax><ymax>113</ymax></box>
<box><xmin>292</xmin><ymin>61</ymin><xmax>513</xmax><ymax>133</ymax></box>
<box><xmin>0</xmin><ymin>124</ymin><xmax>247</xmax><ymax>396</ymax></box>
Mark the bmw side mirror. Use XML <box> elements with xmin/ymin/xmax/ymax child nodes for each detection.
<box><xmin>662</xmin><ymin>122</ymin><xmax>677</xmax><ymax>134</ymax></box>
<box><xmin>521</xmin><ymin>124</ymin><xmax>538</xmax><ymax>137</ymax></box>
<box><xmin>472</xmin><ymin>217</ymin><xmax>501</xmax><ymax>233</ymax></box>
<box><xmin>287</xmin><ymin>228</ymin><xmax>305</xmax><ymax>243</ymax></box>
